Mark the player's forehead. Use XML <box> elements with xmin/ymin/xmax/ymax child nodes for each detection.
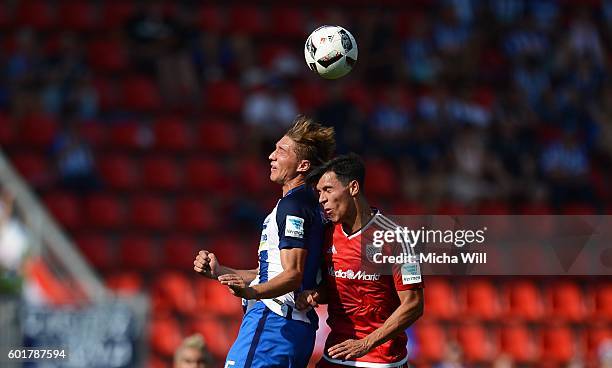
<box><xmin>316</xmin><ymin>171</ymin><xmax>342</xmax><ymax>189</ymax></box>
<box><xmin>275</xmin><ymin>136</ymin><xmax>296</xmax><ymax>151</ymax></box>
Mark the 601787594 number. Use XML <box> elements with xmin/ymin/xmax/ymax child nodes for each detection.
<box><xmin>5</xmin><ymin>348</ymin><xmax>67</xmax><ymax>362</ymax></box>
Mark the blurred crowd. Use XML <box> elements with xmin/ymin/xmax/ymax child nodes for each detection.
<box><xmin>1</xmin><ymin>0</ymin><xmax>611</xmax><ymax>215</ymax></box>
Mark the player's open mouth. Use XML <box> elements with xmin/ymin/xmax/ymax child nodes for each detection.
<box><xmin>324</xmin><ymin>208</ymin><xmax>333</xmax><ymax>217</ymax></box>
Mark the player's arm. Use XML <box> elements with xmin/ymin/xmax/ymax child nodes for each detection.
<box><xmin>194</xmin><ymin>250</ymin><xmax>258</xmax><ymax>284</ymax></box>
<box><xmin>328</xmin><ymin>288</ymin><xmax>424</xmax><ymax>360</ymax></box>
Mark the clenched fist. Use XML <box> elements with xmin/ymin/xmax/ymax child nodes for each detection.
<box><xmin>193</xmin><ymin>250</ymin><xmax>220</xmax><ymax>279</ymax></box>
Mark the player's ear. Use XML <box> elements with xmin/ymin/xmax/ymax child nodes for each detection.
<box><xmin>296</xmin><ymin>159</ymin><xmax>311</xmax><ymax>174</ymax></box>
<box><xmin>348</xmin><ymin>179</ymin><xmax>360</xmax><ymax>197</ymax></box>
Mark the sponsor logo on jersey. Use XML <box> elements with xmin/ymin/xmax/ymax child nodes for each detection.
<box><xmin>328</xmin><ymin>267</ymin><xmax>380</xmax><ymax>281</ymax></box>
<box><xmin>401</xmin><ymin>263</ymin><xmax>422</xmax><ymax>285</ymax></box>
<box><xmin>285</xmin><ymin>215</ymin><xmax>304</xmax><ymax>239</ymax></box>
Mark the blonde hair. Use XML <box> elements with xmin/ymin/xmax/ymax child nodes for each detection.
<box><xmin>285</xmin><ymin>115</ymin><xmax>336</xmax><ymax>168</ymax></box>
<box><xmin>174</xmin><ymin>334</ymin><xmax>209</xmax><ymax>363</ymax></box>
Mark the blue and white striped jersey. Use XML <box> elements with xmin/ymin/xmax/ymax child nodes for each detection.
<box><xmin>245</xmin><ymin>184</ymin><xmax>326</xmax><ymax>324</ymax></box>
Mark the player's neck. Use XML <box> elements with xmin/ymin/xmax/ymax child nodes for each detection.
<box><xmin>343</xmin><ymin>197</ymin><xmax>373</xmax><ymax>235</ymax></box>
<box><xmin>282</xmin><ymin>176</ymin><xmax>305</xmax><ymax>196</ymax></box>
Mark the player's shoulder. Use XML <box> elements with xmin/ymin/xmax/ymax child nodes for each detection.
<box><xmin>278</xmin><ymin>185</ymin><xmax>317</xmax><ymax>209</ymax></box>
<box><xmin>371</xmin><ymin>210</ymin><xmax>401</xmax><ymax>232</ymax></box>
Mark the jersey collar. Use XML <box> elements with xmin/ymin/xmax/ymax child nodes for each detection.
<box><xmin>341</xmin><ymin>207</ymin><xmax>380</xmax><ymax>240</ymax></box>
<box><xmin>284</xmin><ymin>184</ymin><xmax>305</xmax><ymax>197</ymax></box>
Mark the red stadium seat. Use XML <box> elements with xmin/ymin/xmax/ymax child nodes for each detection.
<box><xmin>87</xmin><ymin>38</ymin><xmax>129</xmax><ymax>73</ymax></box>
<box><xmin>344</xmin><ymin>81</ymin><xmax>374</xmax><ymax>115</ymax></box>
<box><xmin>205</xmin><ymin>80</ymin><xmax>243</xmax><ymax>114</ymax></box>
<box><xmin>122</xmin><ymin>76</ymin><xmax>161</xmax><ymax>112</ymax></box>
<box><xmin>74</xmin><ymin>233</ymin><xmax>115</xmax><ymax>270</ymax></box>
<box><xmin>43</xmin><ymin>192</ymin><xmax>81</xmax><ymax>229</ymax></box>
<box><xmin>460</xmin><ymin>279</ymin><xmax>500</xmax><ymax>320</ymax></box>
<box><xmin>15</xmin><ymin>0</ymin><xmax>55</xmax><ymax>30</ymax></box>
<box><xmin>105</xmin><ymin>271</ymin><xmax>143</xmax><ymax>296</ymax></box>
<box><xmin>129</xmin><ymin>196</ymin><xmax>171</xmax><ymax>230</ymax></box>
<box><xmin>11</xmin><ymin>153</ymin><xmax>53</xmax><ymax>188</ymax></box>
<box><xmin>153</xmin><ymin>271</ymin><xmax>196</xmax><ymax>316</ymax></box>
<box><xmin>0</xmin><ymin>2</ymin><xmax>9</xmax><ymax>28</ymax></box>
<box><xmin>539</xmin><ymin>325</ymin><xmax>575</xmax><ymax>363</ymax></box>
<box><xmin>153</xmin><ymin>116</ymin><xmax>193</xmax><ymax>151</ymax></box>
<box><xmin>188</xmin><ymin>318</ymin><xmax>235</xmax><ymax>359</ymax></box>
<box><xmin>412</xmin><ymin>321</ymin><xmax>446</xmax><ymax>362</ymax></box>
<box><xmin>118</xmin><ymin>234</ymin><xmax>158</xmax><ymax>270</ymax></box>
<box><xmin>175</xmin><ymin>198</ymin><xmax>217</xmax><ymax>232</ymax></box>
<box><xmin>150</xmin><ymin>316</ymin><xmax>183</xmax><ymax>357</ymax></box>
<box><xmin>227</xmin><ymin>5</ymin><xmax>266</xmax><ymax>35</ymax></box>
<box><xmin>391</xmin><ymin>201</ymin><xmax>426</xmax><ymax>215</ymax></box>
<box><xmin>456</xmin><ymin>322</ymin><xmax>495</xmax><ymax>363</ymax></box>
<box><xmin>423</xmin><ymin>277</ymin><xmax>457</xmax><ymax>320</ymax></box>
<box><xmin>269</xmin><ymin>7</ymin><xmax>305</xmax><ymax>37</ymax></box>
<box><xmin>80</xmin><ymin>122</ymin><xmax>108</xmax><ymax>148</ymax></box>
<box><xmin>57</xmin><ymin>1</ymin><xmax>97</xmax><ymax>31</ymax></box>
<box><xmin>546</xmin><ymin>281</ymin><xmax>586</xmax><ymax>322</ymax></box>
<box><xmin>161</xmin><ymin>235</ymin><xmax>198</xmax><ymax>269</ymax></box>
<box><xmin>0</xmin><ymin>113</ymin><xmax>15</xmax><ymax>146</ymax></box>
<box><xmin>185</xmin><ymin>158</ymin><xmax>229</xmax><ymax>192</ymax></box>
<box><xmin>19</xmin><ymin>114</ymin><xmax>58</xmax><ymax>147</ymax></box>
<box><xmin>585</xmin><ymin>324</ymin><xmax>611</xmax><ymax>360</ymax></box>
<box><xmin>364</xmin><ymin>159</ymin><xmax>398</xmax><ymax>198</ymax></box>
<box><xmin>198</xmin><ymin>119</ymin><xmax>238</xmax><ymax>154</ymax></box>
<box><xmin>562</xmin><ymin>203</ymin><xmax>597</xmax><ymax>215</ymax></box>
<box><xmin>198</xmin><ymin>4</ymin><xmax>224</xmax><ymax>32</ymax></box>
<box><xmin>236</xmin><ymin>158</ymin><xmax>270</xmax><ymax>194</ymax></box>
<box><xmin>146</xmin><ymin>354</ymin><xmax>167</xmax><ymax>368</ymax></box>
<box><xmin>84</xmin><ymin>194</ymin><xmax>124</xmax><ymax>229</ymax></box>
<box><xmin>498</xmin><ymin>324</ymin><xmax>537</xmax><ymax>363</ymax></box>
<box><xmin>435</xmin><ymin>202</ymin><xmax>468</xmax><ymax>215</ymax></box>
<box><xmin>476</xmin><ymin>201</ymin><xmax>510</xmax><ymax>214</ymax></box>
<box><xmin>100</xmin><ymin>2</ymin><xmax>135</xmax><ymax>29</ymax></box>
<box><xmin>502</xmin><ymin>280</ymin><xmax>544</xmax><ymax>321</ymax></box>
<box><xmin>293</xmin><ymin>81</ymin><xmax>328</xmax><ymax>111</ymax></box>
<box><xmin>195</xmin><ymin>278</ymin><xmax>244</xmax><ymax>318</ymax></box>
<box><xmin>589</xmin><ymin>283</ymin><xmax>612</xmax><ymax>321</ymax></box>
<box><xmin>98</xmin><ymin>155</ymin><xmax>140</xmax><ymax>190</ymax></box>
<box><xmin>92</xmin><ymin>77</ymin><xmax>118</xmax><ymax>111</ymax></box>
<box><xmin>109</xmin><ymin>121</ymin><xmax>145</xmax><ymax>150</ymax></box>
<box><xmin>142</xmin><ymin>157</ymin><xmax>181</xmax><ymax>191</ymax></box>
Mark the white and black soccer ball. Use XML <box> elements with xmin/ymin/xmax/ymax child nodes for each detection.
<box><xmin>304</xmin><ymin>25</ymin><xmax>358</xmax><ymax>80</ymax></box>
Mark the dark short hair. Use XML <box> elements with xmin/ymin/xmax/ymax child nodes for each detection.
<box><xmin>306</xmin><ymin>153</ymin><xmax>365</xmax><ymax>189</ymax></box>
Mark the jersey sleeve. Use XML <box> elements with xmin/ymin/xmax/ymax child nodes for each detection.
<box><xmin>276</xmin><ymin>196</ymin><xmax>310</xmax><ymax>250</ymax></box>
<box><xmin>392</xmin><ymin>238</ymin><xmax>424</xmax><ymax>291</ymax></box>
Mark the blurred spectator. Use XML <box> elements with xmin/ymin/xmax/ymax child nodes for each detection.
<box><xmin>435</xmin><ymin>341</ymin><xmax>464</xmax><ymax>368</ymax></box>
<box><xmin>51</xmin><ymin>122</ymin><xmax>99</xmax><ymax>193</ymax></box>
<box><xmin>369</xmin><ymin>86</ymin><xmax>411</xmax><ymax>157</ymax></box>
<box><xmin>173</xmin><ymin>334</ymin><xmax>211</xmax><ymax>368</ymax></box>
<box><xmin>0</xmin><ymin>188</ymin><xmax>29</xmax><ymax>294</ymax></box>
<box><xmin>243</xmin><ymin>80</ymin><xmax>298</xmax><ymax>141</ymax></box>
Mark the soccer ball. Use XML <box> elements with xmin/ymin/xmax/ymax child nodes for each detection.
<box><xmin>304</xmin><ymin>25</ymin><xmax>358</xmax><ymax>80</ymax></box>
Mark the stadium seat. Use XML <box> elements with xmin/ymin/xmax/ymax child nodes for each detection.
<box><xmin>0</xmin><ymin>113</ymin><xmax>15</xmax><ymax>146</ymax></box>
<box><xmin>236</xmin><ymin>157</ymin><xmax>270</xmax><ymax>194</ymax></box>
<box><xmin>187</xmin><ymin>317</ymin><xmax>234</xmax><ymax>359</ymax></box>
<box><xmin>100</xmin><ymin>1</ymin><xmax>135</xmax><ymax>29</ymax></box>
<box><xmin>344</xmin><ymin>81</ymin><xmax>374</xmax><ymax>115</ymax></box>
<box><xmin>153</xmin><ymin>272</ymin><xmax>196</xmax><ymax>316</ymax></box>
<box><xmin>585</xmin><ymin>324</ymin><xmax>611</xmax><ymax>360</ymax></box>
<box><xmin>198</xmin><ymin>4</ymin><xmax>224</xmax><ymax>32</ymax></box>
<box><xmin>87</xmin><ymin>38</ymin><xmax>129</xmax><ymax>73</ymax></box>
<box><xmin>539</xmin><ymin>325</ymin><xmax>575</xmax><ymax>363</ymax></box>
<box><xmin>43</xmin><ymin>192</ymin><xmax>81</xmax><ymax>230</ymax></box>
<box><xmin>142</xmin><ymin>157</ymin><xmax>181</xmax><ymax>191</ymax></box>
<box><xmin>15</xmin><ymin>0</ymin><xmax>55</xmax><ymax>30</ymax></box>
<box><xmin>109</xmin><ymin>121</ymin><xmax>146</xmax><ymax>150</ymax></box>
<box><xmin>205</xmin><ymin>80</ymin><xmax>243</xmax><ymax>114</ymax></box>
<box><xmin>129</xmin><ymin>196</ymin><xmax>171</xmax><ymax>230</ymax></box>
<box><xmin>146</xmin><ymin>354</ymin><xmax>168</xmax><ymax>368</ymax></box>
<box><xmin>562</xmin><ymin>203</ymin><xmax>597</xmax><ymax>215</ymax></box>
<box><xmin>0</xmin><ymin>2</ymin><xmax>9</xmax><ymax>28</ymax></box>
<box><xmin>423</xmin><ymin>277</ymin><xmax>457</xmax><ymax>320</ymax></box>
<box><xmin>98</xmin><ymin>155</ymin><xmax>140</xmax><ymax>190</ymax></box>
<box><xmin>364</xmin><ymin>159</ymin><xmax>398</xmax><ymax>199</ymax></box>
<box><xmin>118</xmin><ymin>234</ymin><xmax>158</xmax><ymax>271</ymax></box>
<box><xmin>19</xmin><ymin>114</ymin><xmax>58</xmax><ymax>147</ymax></box>
<box><xmin>105</xmin><ymin>271</ymin><xmax>143</xmax><ymax>296</ymax></box>
<box><xmin>11</xmin><ymin>153</ymin><xmax>53</xmax><ymax>189</ymax></box>
<box><xmin>161</xmin><ymin>235</ymin><xmax>198</xmax><ymax>269</ymax></box>
<box><xmin>269</xmin><ymin>7</ymin><xmax>305</xmax><ymax>37</ymax></box>
<box><xmin>153</xmin><ymin>116</ymin><xmax>193</xmax><ymax>151</ymax></box>
<box><xmin>121</xmin><ymin>76</ymin><xmax>161</xmax><ymax>112</ymax></box>
<box><xmin>460</xmin><ymin>279</ymin><xmax>500</xmax><ymax>320</ymax></box>
<box><xmin>84</xmin><ymin>194</ymin><xmax>124</xmax><ymax>229</ymax></box>
<box><xmin>194</xmin><ymin>278</ymin><xmax>244</xmax><ymax>318</ymax></box>
<box><xmin>588</xmin><ymin>283</ymin><xmax>612</xmax><ymax>321</ymax></box>
<box><xmin>412</xmin><ymin>321</ymin><xmax>446</xmax><ymax>362</ymax></box>
<box><xmin>150</xmin><ymin>316</ymin><xmax>184</xmax><ymax>357</ymax></box>
<box><xmin>175</xmin><ymin>198</ymin><xmax>217</xmax><ymax>232</ymax></box>
<box><xmin>502</xmin><ymin>280</ymin><xmax>544</xmax><ymax>321</ymax></box>
<box><xmin>292</xmin><ymin>81</ymin><xmax>328</xmax><ymax>111</ymax></box>
<box><xmin>74</xmin><ymin>233</ymin><xmax>115</xmax><ymax>270</ymax></box>
<box><xmin>390</xmin><ymin>201</ymin><xmax>426</xmax><ymax>215</ymax></box>
<box><xmin>185</xmin><ymin>158</ymin><xmax>229</xmax><ymax>192</ymax></box>
<box><xmin>57</xmin><ymin>1</ymin><xmax>97</xmax><ymax>32</ymax></box>
<box><xmin>546</xmin><ymin>281</ymin><xmax>586</xmax><ymax>322</ymax></box>
<box><xmin>92</xmin><ymin>77</ymin><xmax>118</xmax><ymax>111</ymax></box>
<box><xmin>498</xmin><ymin>324</ymin><xmax>537</xmax><ymax>363</ymax></box>
<box><xmin>198</xmin><ymin>119</ymin><xmax>238</xmax><ymax>154</ymax></box>
<box><xmin>227</xmin><ymin>5</ymin><xmax>266</xmax><ymax>35</ymax></box>
<box><xmin>456</xmin><ymin>322</ymin><xmax>495</xmax><ymax>363</ymax></box>
<box><xmin>79</xmin><ymin>121</ymin><xmax>108</xmax><ymax>148</ymax></box>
